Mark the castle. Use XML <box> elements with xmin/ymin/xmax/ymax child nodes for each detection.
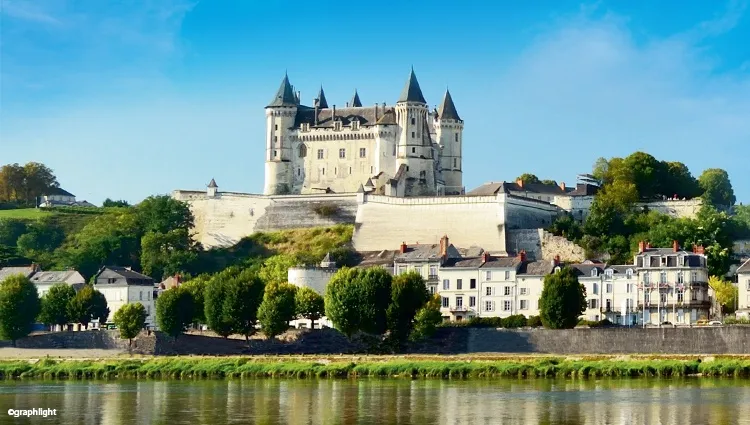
<box><xmin>264</xmin><ymin>69</ymin><xmax>463</xmax><ymax>197</ymax></box>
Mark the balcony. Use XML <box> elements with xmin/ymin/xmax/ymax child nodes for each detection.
<box><xmin>637</xmin><ymin>300</ymin><xmax>711</xmax><ymax>309</ymax></box>
<box><xmin>448</xmin><ymin>305</ymin><xmax>475</xmax><ymax>313</ymax></box>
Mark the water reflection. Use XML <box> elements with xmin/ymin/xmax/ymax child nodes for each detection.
<box><xmin>1</xmin><ymin>379</ymin><xmax>750</xmax><ymax>424</ymax></box>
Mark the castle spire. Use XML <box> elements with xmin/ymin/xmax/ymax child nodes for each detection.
<box><xmin>350</xmin><ymin>89</ymin><xmax>362</xmax><ymax>107</ymax></box>
<box><xmin>397</xmin><ymin>68</ymin><xmax>426</xmax><ymax>104</ymax></box>
<box><xmin>317</xmin><ymin>85</ymin><xmax>329</xmax><ymax>109</ymax></box>
<box><xmin>267</xmin><ymin>73</ymin><xmax>297</xmax><ymax>107</ymax></box>
<box><xmin>437</xmin><ymin>89</ymin><xmax>461</xmax><ymax>121</ymax></box>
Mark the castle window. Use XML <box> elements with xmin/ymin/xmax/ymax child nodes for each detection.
<box><xmin>334</xmin><ymin>167</ymin><xmax>337</xmax><ymax>175</ymax></box>
<box><xmin>322</xmin><ymin>168</ymin><xmax>325</xmax><ymax>175</ymax></box>
<box><xmin>455</xmin><ymin>134</ymin><xmax>458</xmax><ymax>142</ymax></box>
<box><xmin>275</xmin><ymin>124</ymin><xmax>278</xmax><ymax>131</ymax></box>
<box><xmin>370</xmin><ymin>166</ymin><xmax>373</xmax><ymax>173</ymax></box>
<box><xmin>359</xmin><ymin>148</ymin><xmax>366</xmax><ymax>158</ymax></box>
<box><xmin>349</xmin><ymin>167</ymin><xmax>352</xmax><ymax>174</ymax></box>
<box><xmin>392</xmin><ymin>145</ymin><xmax>396</xmax><ymax>156</ymax></box>
<box><xmin>411</xmin><ymin>147</ymin><xmax>416</xmax><ymax>154</ymax></box>
<box><xmin>273</xmin><ymin>150</ymin><xmax>277</xmax><ymax>158</ymax></box>
<box><xmin>339</xmin><ymin>148</ymin><xmax>346</xmax><ymax>159</ymax></box>
<box><xmin>411</xmin><ymin>132</ymin><xmax>415</xmax><ymax>138</ymax></box>
<box><xmin>411</xmin><ymin>118</ymin><xmax>415</xmax><ymax>125</ymax></box>
<box><xmin>298</xmin><ymin>144</ymin><xmax>307</xmax><ymax>158</ymax></box>
<box><xmin>297</xmin><ymin>169</ymin><xmax>300</xmax><ymax>176</ymax></box>
<box><xmin>274</xmin><ymin>136</ymin><xmax>278</xmax><ymax>142</ymax></box>
<box><xmin>454</xmin><ymin>158</ymin><xmax>457</xmax><ymax>168</ymax></box>
<box><xmin>317</xmin><ymin>149</ymin><xmax>324</xmax><ymax>159</ymax></box>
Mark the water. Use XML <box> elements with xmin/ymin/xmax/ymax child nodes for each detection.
<box><xmin>2</xmin><ymin>379</ymin><xmax>750</xmax><ymax>424</ymax></box>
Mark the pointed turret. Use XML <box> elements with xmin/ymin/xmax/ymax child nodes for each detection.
<box><xmin>364</xmin><ymin>178</ymin><xmax>375</xmax><ymax>191</ymax></box>
<box><xmin>397</xmin><ymin>68</ymin><xmax>426</xmax><ymax>104</ymax></box>
<box><xmin>350</xmin><ymin>90</ymin><xmax>362</xmax><ymax>107</ymax></box>
<box><xmin>438</xmin><ymin>89</ymin><xmax>461</xmax><ymax>121</ymax></box>
<box><xmin>316</xmin><ymin>86</ymin><xmax>329</xmax><ymax>108</ymax></box>
<box><xmin>208</xmin><ymin>178</ymin><xmax>218</xmax><ymax>188</ymax></box>
<box><xmin>267</xmin><ymin>73</ymin><xmax>297</xmax><ymax>107</ymax></box>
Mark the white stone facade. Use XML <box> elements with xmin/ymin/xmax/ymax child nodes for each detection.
<box><xmin>737</xmin><ymin>259</ymin><xmax>750</xmax><ymax>319</ymax></box>
<box><xmin>96</xmin><ymin>286</ymin><xmax>155</xmax><ymax>326</ymax></box>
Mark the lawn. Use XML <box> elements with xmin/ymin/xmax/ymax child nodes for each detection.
<box><xmin>0</xmin><ymin>208</ymin><xmax>53</xmax><ymax>219</ymax></box>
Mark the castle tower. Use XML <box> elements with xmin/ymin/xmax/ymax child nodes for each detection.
<box><xmin>264</xmin><ymin>73</ymin><xmax>298</xmax><ymax>195</ymax></box>
<box><xmin>395</xmin><ymin>69</ymin><xmax>436</xmax><ymax>196</ymax></box>
<box><xmin>435</xmin><ymin>89</ymin><xmax>464</xmax><ymax>195</ymax></box>
<box><xmin>207</xmin><ymin>178</ymin><xmax>218</xmax><ymax>197</ymax></box>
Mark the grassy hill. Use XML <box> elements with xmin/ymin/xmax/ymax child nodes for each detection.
<box><xmin>0</xmin><ymin>208</ymin><xmax>53</xmax><ymax>219</ymax></box>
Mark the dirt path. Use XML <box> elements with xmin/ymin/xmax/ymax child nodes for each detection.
<box><xmin>0</xmin><ymin>348</ymin><xmax>126</xmax><ymax>360</ymax></box>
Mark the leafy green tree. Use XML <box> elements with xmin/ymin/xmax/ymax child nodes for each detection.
<box><xmin>141</xmin><ymin>229</ymin><xmax>197</xmax><ymax>280</ymax></box>
<box><xmin>22</xmin><ymin>162</ymin><xmax>59</xmax><ymax>205</ymax></box>
<box><xmin>15</xmin><ymin>218</ymin><xmax>65</xmax><ymax>267</ymax></box>
<box><xmin>102</xmin><ymin>199</ymin><xmax>130</xmax><ymax>208</ymax></box>
<box><xmin>539</xmin><ymin>267</ymin><xmax>586</xmax><ymax>329</ymax></box>
<box><xmin>548</xmin><ymin>214</ymin><xmax>583</xmax><ymax>241</ymax></box>
<box><xmin>136</xmin><ymin>195</ymin><xmax>195</xmax><ymax>236</ymax></box>
<box><xmin>699</xmin><ymin>168</ymin><xmax>735</xmax><ymax>207</ymax></box>
<box><xmin>387</xmin><ymin>272</ymin><xmax>429</xmax><ymax>343</ymax></box>
<box><xmin>69</xmin><ymin>285</ymin><xmax>110</xmax><ymax>329</ymax></box>
<box><xmin>540</xmin><ymin>179</ymin><xmax>558</xmax><ymax>186</ymax></box>
<box><xmin>325</xmin><ymin>267</ymin><xmax>392</xmax><ymax>337</ymax></box>
<box><xmin>0</xmin><ymin>274</ymin><xmax>41</xmax><ymax>346</ymax></box>
<box><xmin>516</xmin><ymin>173</ymin><xmax>541</xmax><ymax>184</ymax></box>
<box><xmin>0</xmin><ymin>219</ymin><xmax>28</xmax><ymax>246</ymax></box>
<box><xmin>156</xmin><ymin>287</ymin><xmax>194</xmax><ymax>337</ymax></box>
<box><xmin>708</xmin><ymin>276</ymin><xmax>737</xmax><ymax>316</ymax></box>
<box><xmin>258</xmin><ymin>254</ymin><xmax>298</xmax><ymax>286</ymax></box>
<box><xmin>113</xmin><ymin>303</ymin><xmax>147</xmax><ymax>346</ymax></box>
<box><xmin>181</xmin><ymin>275</ymin><xmax>210</xmax><ymax>325</ymax></box>
<box><xmin>410</xmin><ymin>294</ymin><xmax>443</xmax><ymax>341</ymax></box>
<box><xmin>661</xmin><ymin>161</ymin><xmax>701</xmax><ymax>199</ymax></box>
<box><xmin>204</xmin><ymin>268</ymin><xmax>265</xmax><ymax>340</ymax></box>
<box><xmin>295</xmin><ymin>286</ymin><xmax>325</xmax><ymax>329</ymax></box>
<box><xmin>38</xmin><ymin>284</ymin><xmax>76</xmax><ymax>329</ymax></box>
<box><xmin>257</xmin><ymin>282</ymin><xmax>297</xmax><ymax>339</ymax></box>
<box><xmin>204</xmin><ymin>276</ymin><xmax>233</xmax><ymax>338</ymax></box>
<box><xmin>0</xmin><ymin>164</ymin><xmax>26</xmax><ymax>203</ymax></box>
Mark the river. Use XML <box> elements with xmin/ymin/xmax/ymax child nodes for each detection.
<box><xmin>2</xmin><ymin>379</ymin><xmax>750</xmax><ymax>424</ymax></box>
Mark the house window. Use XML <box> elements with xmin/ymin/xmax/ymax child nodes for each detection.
<box><xmin>660</xmin><ymin>272</ymin><xmax>667</xmax><ymax>284</ymax></box>
<box><xmin>139</xmin><ymin>291</ymin><xmax>143</xmax><ymax>301</ymax></box>
<box><xmin>645</xmin><ymin>292</ymin><xmax>650</xmax><ymax>304</ymax></box>
<box><xmin>299</xmin><ymin>144</ymin><xmax>307</xmax><ymax>158</ymax></box>
<box><xmin>677</xmin><ymin>289</ymin><xmax>684</xmax><ymax>302</ymax></box>
<box><xmin>470</xmin><ymin>279</ymin><xmax>476</xmax><ymax>289</ymax></box>
<box><xmin>591</xmin><ymin>269</ymin><xmax>598</xmax><ymax>277</ymax></box>
<box><xmin>592</xmin><ymin>283</ymin><xmax>598</xmax><ymax>295</ymax></box>
<box><xmin>588</xmin><ymin>299</ymin><xmax>598</xmax><ymax>309</ymax></box>
<box><xmin>691</xmin><ymin>271</ymin><xmax>698</xmax><ymax>282</ymax></box>
<box><xmin>504</xmin><ymin>271</ymin><xmax>510</xmax><ymax>280</ymax></box>
<box><xmin>520</xmin><ymin>287</ymin><xmax>527</xmax><ymax>295</ymax></box>
<box><xmin>660</xmin><ymin>293</ymin><xmax>667</xmax><ymax>303</ymax></box>
<box><xmin>411</xmin><ymin>147</ymin><xmax>416</xmax><ymax>154</ymax></box>
<box><xmin>485</xmin><ymin>301</ymin><xmax>494</xmax><ymax>312</ymax></box>
<box><xmin>692</xmin><ymin>290</ymin><xmax>697</xmax><ymax>301</ymax></box>
<box><xmin>429</xmin><ymin>266</ymin><xmax>437</xmax><ymax>278</ymax></box>
<box><xmin>605</xmin><ymin>299</ymin><xmax>611</xmax><ymax>310</ymax></box>
<box><xmin>605</xmin><ymin>269</ymin><xmax>613</xmax><ymax>279</ymax></box>
<box><xmin>442</xmin><ymin>297</ymin><xmax>449</xmax><ymax>308</ymax></box>
<box><xmin>274</xmin><ymin>136</ymin><xmax>278</xmax><ymax>142</ymax></box>
<box><xmin>457</xmin><ymin>279</ymin><xmax>463</xmax><ymax>290</ymax></box>
<box><xmin>456</xmin><ymin>296</ymin><xmax>463</xmax><ymax>307</ymax></box>
<box><xmin>606</xmin><ymin>283</ymin><xmax>612</xmax><ymax>294</ymax></box>
<box><xmin>275</xmin><ymin>124</ymin><xmax>278</xmax><ymax>130</ymax></box>
<box><xmin>397</xmin><ymin>266</ymin><xmax>406</xmax><ymax>275</ymax></box>
<box><xmin>442</xmin><ymin>279</ymin><xmax>449</xmax><ymax>290</ymax></box>
<box><xmin>339</xmin><ymin>148</ymin><xmax>346</xmax><ymax>158</ymax></box>
<box><xmin>503</xmin><ymin>300</ymin><xmax>511</xmax><ymax>311</ymax></box>
<box><xmin>504</xmin><ymin>286</ymin><xmax>511</xmax><ymax>296</ymax></box>
<box><xmin>147</xmin><ymin>306</ymin><xmax>151</xmax><ymax>316</ymax></box>
<box><xmin>626</xmin><ymin>269</ymin><xmax>633</xmax><ymax>279</ymax></box>
<box><xmin>273</xmin><ymin>150</ymin><xmax>277</xmax><ymax>158</ymax></box>
<box><xmin>520</xmin><ymin>300</ymin><xmax>528</xmax><ymax>310</ymax></box>
<box><xmin>485</xmin><ymin>271</ymin><xmax>492</xmax><ymax>281</ymax></box>
<box><xmin>359</xmin><ymin>148</ymin><xmax>366</xmax><ymax>158</ymax></box>
<box><xmin>317</xmin><ymin>149</ymin><xmax>324</xmax><ymax>159</ymax></box>
<box><xmin>644</xmin><ymin>273</ymin><xmax>650</xmax><ymax>285</ymax></box>
<box><xmin>322</xmin><ymin>168</ymin><xmax>325</xmax><ymax>175</ymax></box>
<box><xmin>677</xmin><ymin>272</ymin><xmax>684</xmax><ymax>284</ymax></box>
<box><xmin>469</xmin><ymin>296</ymin><xmax>476</xmax><ymax>307</ymax></box>
<box><xmin>486</xmin><ymin>287</ymin><xmax>492</xmax><ymax>296</ymax></box>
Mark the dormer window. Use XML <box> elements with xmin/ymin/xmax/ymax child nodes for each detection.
<box><xmin>334</xmin><ymin>121</ymin><xmax>342</xmax><ymax>131</ymax></box>
<box><xmin>605</xmin><ymin>269</ymin><xmax>613</xmax><ymax>279</ymax></box>
<box><xmin>352</xmin><ymin>119</ymin><xmax>360</xmax><ymax>130</ymax></box>
<box><xmin>591</xmin><ymin>269</ymin><xmax>598</xmax><ymax>277</ymax></box>
<box><xmin>626</xmin><ymin>269</ymin><xmax>633</xmax><ymax>279</ymax></box>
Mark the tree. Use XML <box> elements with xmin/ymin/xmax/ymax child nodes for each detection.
<box><xmin>0</xmin><ymin>219</ymin><xmax>28</xmax><ymax>246</ymax></box>
<box><xmin>68</xmin><ymin>285</ymin><xmax>110</xmax><ymax>329</ymax></box>
<box><xmin>102</xmin><ymin>199</ymin><xmax>130</xmax><ymax>208</ymax></box>
<box><xmin>257</xmin><ymin>282</ymin><xmax>297</xmax><ymax>339</ymax></box>
<box><xmin>15</xmin><ymin>218</ymin><xmax>65</xmax><ymax>266</ymax></box>
<box><xmin>540</xmin><ymin>179</ymin><xmax>558</xmax><ymax>186</ymax></box>
<box><xmin>295</xmin><ymin>286</ymin><xmax>325</xmax><ymax>329</ymax></box>
<box><xmin>0</xmin><ymin>274</ymin><xmax>41</xmax><ymax>346</ymax></box>
<box><xmin>140</xmin><ymin>229</ymin><xmax>197</xmax><ymax>281</ymax></box>
<box><xmin>204</xmin><ymin>276</ymin><xmax>233</xmax><ymax>338</ymax></box>
<box><xmin>136</xmin><ymin>195</ymin><xmax>194</xmax><ymax>235</ymax></box>
<box><xmin>204</xmin><ymin>268</ymin><xmax>265</xmax><ymax>340</ymax></box>
<box><xmin>22</xmin><ymin>162</ymin><xmax>59</xmax><ymax>205</ymax></box>
<box><xmin>325</xmin><ymin>267</ymin><xmax>392</xmax><ymax>337</ymax></box>
<box><xmin>38</xmin><ymin>284</ymin><xmax>76</xmax><ymax>329</ymax></box>
<box><xmin>410</xmin><ymin>294</ymin><xmax>443</xmax><ymax>341</ymax></box>
<box><xmin>516</xmin><ymin>173</ymin><xmax>540</xmax><ymax>184</ymax></box>
<box><xmin>113</xmin><ymin>303</ymin><xmax>147</xmax><ymax>346</ymax></box>
<box><xmin>258</xmin><ymin>254</ymin><xmax>298</xmax><ymax>286</ymax></box>
<box><xmin>539</xmin><ymin>267</ymin><xmax>586</xmax><ymax>329</ymax></box>
<box><xmin>708</xmin><ymin>276</ymin><xmax>737</xmax><ymax>316</ymax></box>
<box><xmin>699</xmin><ymin>168</ymin><xmax>735</xmax><ymax>207</ymax></box>
<box><xmin>387</xmin><ymin>271</ymin><xmax>429</xmax><ymax>343</ymax></box>
<box><xmin>548</xmin><ymin>214</ymin><xmax>583</xmax><ymax>241</ymax></box>
<box><xmin>156</xmin><ymin>287</ymin><xmax>194</xmax><ymax>337</ymax></box>
<box><xmin>661</xmin><ymin>161</ymin><xmax>701</xmax><ymax>199</ymax></box>
<box><xmin>181</xmin><ymin>275</ymin><xmax>210</xmax><ymax>325</ymax></box>
<box><xmin>0</xmin><ymin>164</ymin><xmax>26</xmax><ymax>203</ymax></box>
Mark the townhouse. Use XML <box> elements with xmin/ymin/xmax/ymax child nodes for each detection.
<box><xmin>738</xmin><ymin>259</ymin><xmax>750</xmax><ymax>319</ymax></box>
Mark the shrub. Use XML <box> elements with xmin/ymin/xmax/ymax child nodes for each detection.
<box><xmin>527</xmin><ymin>315</ymin><xmax>543</xmax><ymax>327</ymax></box>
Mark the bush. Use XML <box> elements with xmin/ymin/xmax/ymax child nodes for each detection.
<box><xmin>527</xmin><ymin>315</ymin><xmax>543</xmax><ymax>327</ymax></box>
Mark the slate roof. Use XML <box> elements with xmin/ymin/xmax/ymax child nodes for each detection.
<box><xmin>96</xmin><ymin>266</ymin><xmax>154</xmax><ymax>284</ymax></box>
<box><xmin>606</xmin><ymin>265</ymin><xmax>635</xmax><ymax>274</ymax></box>
<box><xmin>294</xmin><ymin>106</ymin><xmax>397</xmax><ymax>128</ymax></box>
<box><xmin>738</xmin><ymin>258</ymin><xmax>750</xmax><ymax>274</ymax></box>
<box><xmin>517</xmin><ymin>260</ymin><xmax>555</xmax><ymax>276</ymax></box>
<box><xmin>0</xmin><ymin>266</ymin><xmax>39</xmax><ymax>282</ymax></box>
<box><xmin>397</xmin><ymin>69</ymin><xmax>426</xmax><ymax>104</ymax></box>
<box><xmin>466</xmin><ymin>182</ymin><xmax>506</xmax><ymax>196</ymax></box>
<box><xmin>349</xmin><ymin>90</ymin><xmax>362</xmax><ymax>107</ymax></box>
<box><xmin>568</xmin><ymin>183</ymin><xmax>599</xmax><ymax>196</ymax></box>
<box><xmin>316</xmin><ymin>86</ymin><xmax>329</xmax><ymax>108</ymax></box>
<box><xmin>442</xmin><ymin>256</ymin><xmax>521</xmax><ymax>269</ymax></box>
<box><xmin>437</xmin><ymin>89</ymin><xmax>461</xmax><ymax>121</ymax></box>
<box><xmin>458</xmin><ymin>246</ymin><xmax>485</xmax><ymax>257</ymax></box>
<box><xmin>29</xmin><ymin>271</ymin><xmax>79</xmax><ymax>284</ymax></box>
<box><xmin>45</xmin><ymin>187</ymin><xmax>75</xmax><ymax>197</ymax></box>
<box><xmin>267</xmin><ymin>74</ymin><xmax>298</xmax><ymax>107</ymax></box>
<box><xmin>208</xmin><ymin>178</ymin><xmax>218</xmax><ymax>188</ymax></box>
<box><xmin>394</xmin><ymin>243</ymin><xmax>461</xmax><ymax>263</ymax></box>
<box><xmin>356</xmin><ymin>250</ymin><xmax>398</xmax><ymax>267</ymax></box>
<box><xmin>569</xmin><ymin>263</ymin><xmax>606</xmax><ymax>277</ymax></box>
<box><xmin>507</xmin><ymin>182</ymin><xmax>567</xmax><ymax>195</ymax></box>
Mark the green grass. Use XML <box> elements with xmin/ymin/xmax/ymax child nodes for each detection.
<box><xmin>0</xmin><ymin>208</ymin><xmax>53</xmax><ymax>219</ymax></box>
<box><xmin>3</xmin><ymin>357</ymin><xmax>750</xmax><ymax>381</ymax></box>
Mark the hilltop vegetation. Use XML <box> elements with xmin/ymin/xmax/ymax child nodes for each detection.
<box><xmin>547</xmin><ymin>152</ymin><xmax>748</xmax><ymax>276</ymax></box>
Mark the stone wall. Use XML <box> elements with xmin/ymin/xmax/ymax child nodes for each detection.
<box><xmin>506</xmin><ymin>229</ymin><xmax>586</xmax><ymax>262</ymax></box>
<box><xmin>636</xmin><ymin>199</ymin><xmax>703</xmax><ymax>219</ymax></box>
<box><xmin>0</xmin><ymin>330</ymin><xmax>154</xmax><ymax>353</ymax></box>
<box><xmin>463</xmin><ymin>327</ymin><xmax>750</xmax><ymax>354</ymax></box>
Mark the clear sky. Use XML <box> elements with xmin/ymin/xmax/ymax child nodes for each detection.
<box><xmin>1</xmin><ymin>0</ymin><xmax>749</xmax><ymax>205</ymax></box>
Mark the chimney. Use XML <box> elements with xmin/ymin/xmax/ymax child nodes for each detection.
<box><xmin>400</xmin><ymin>242</ymin><xmax>407</xmax><ymax>254</ymax></box>
<box><xmin>516</xmin><ymin>178</ymin><xmax>524</xmax><ymax>188</ymax></box>
<box><xmin>482</xmin><ymin>251</ymin><xmax>491</xmax><ymax>264</ymax></box>
<box><xmin>638</xmin><ymin>240</ymin><xmax>646</xmax><ymax>254</ymax></box>
<box><xmin>332</xmin><ymin>105</ymin><xmax>336</xmax><ymax>121</ymax></box>
<box><xmin>346</xmin><ymin>102</ymin><xmax>349</xmax><ymax>107</ymax></box>
<box><xmin>672</xmin><ymin>240</ymin><xmax>679</xmax><ymax>253</ymax></box>
<box><xmin>518</xmin><ymin>250</ymin><xmax>527</xmax><ymax>263</ymax></box>
<box><xmin>694</xmin><ymin>244</ymin><xmax>705</xmax><ymax>255</ymax></box>
<box><xmin>375</xmin><ymin>103</ymin><xmax>379</xmax><ymax>121</ymax></box>
<box><xmin>439</xmin><ymin>235</ymin><xmax>449</xmax><ymax>259</ymax></box>
<box><xmin>646</xmin><ymin>242</ymin><xmax>651</xmax><ymax>250</ymax></box>
<box><xmin>559</xmin><ymin>182</ymin><xmax>566</xmax><ymax>191</ymax></box>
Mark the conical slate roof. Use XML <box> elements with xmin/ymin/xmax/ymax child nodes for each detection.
<box><xmin>267</xmin><ymin>74</ymin><xmax>298</xmax><ymax>107</ymax></box>
<box><xmin>364</xmin><ymin>178</ymin><xmax>374</xmax><ymax>188</ymax></box>
<box><xmin>438</xmin><ymin>89</ymin><xmax>461</xmax><ymax>121</ymax></box>
<box><xmin>350</xmin><ymin>90</ymin><xmax>362</xmax><ymax>107</ymax></box>
<box><xmin>317</xmin><ymin>86</ymin><xmax>329</xmax><ymax>108</ymax></box>
<box><xmin>397</xmin><ymin>69</ymin><xmax>426</xmax><ymax>104</ymax></box>
<box><xmin>208</xmin><ymin>178</ymin><xmax>218</xmax><ymax>188</ymax></box>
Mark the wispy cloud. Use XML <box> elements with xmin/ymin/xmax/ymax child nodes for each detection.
<box><xmin>0</xmin><ymin>0</ymin><xmax>62</xmax><ymax>25</ymax></box>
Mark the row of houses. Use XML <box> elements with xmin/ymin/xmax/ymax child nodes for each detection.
<box><xmin>0</xmin><ymin>265</ymin><xmax>156</xmax><ymax>328</ymax></box>
<box><xmin>289</xmin><ymin>237</ymin><xmax>718</xmax><ymax>327</ymax></box>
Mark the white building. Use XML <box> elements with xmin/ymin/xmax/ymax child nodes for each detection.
<box><xmin>0</xmin><ymin>264</ymin><xmax>41</xmax><ymax>282</ymax></box>
<box><xmin>93</xmin><ymin>266</ymin><xmax>156</xmax><ymax>326</ymax></box>
<box><xmin>30</xmin><ymin>270</ymin><xmax>86</xmax><ymax>297</ymax></box>
<box><xmin>263</xmin><ymin>69</ymin><xmax>464</xmax><ymax>197</ymax></box>
<box><xmin>736</xmin><ymin>259</ymin><xmax>750</xmax><ymax>319</ymax></box>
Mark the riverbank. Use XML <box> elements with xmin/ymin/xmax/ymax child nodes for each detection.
<box><xmin>2</xmin><ymin>356</ymin><xmax>750</xmax><ymax>380</ymax></box>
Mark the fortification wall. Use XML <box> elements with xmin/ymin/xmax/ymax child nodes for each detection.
<box><xmin>351</xmin><ymin>194</ymin><xmax>507</xmax><ymax>253</ymax></box>
<box><xmin>287</xmin><ymin>267</ymin><xmax>337</xmax><ymax>295</ymax></box>
<box><xmin>504</xmin><ymin>196</ymin><xmax>562</xmax><ymax>229</ymax></box>
<box><xmin>507</xmin><ymin>229</ymin><xmax>586</xmax><ymax>262</ymax></box>
<box><xmin>637</xmin><ymin>199</ymin><xmax>703</xmax><ymax>218</ymax></box>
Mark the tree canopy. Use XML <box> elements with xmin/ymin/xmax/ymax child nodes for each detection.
<box><xmin>516</xmin><ymin>173</ymin><xmax>541</xmax><ymax>184</ymax></box>
<box><xmin>68</xmin><ymin>285</ymin><xmax>110</xmax><ymax>328</ymax></box>
<box><xmin>38</xmin><ymin>284</ymin><xmax>77</xmax><ymax>327</ymax></box>
<box><xmin>0</xmin><ymin>162</ymin><xmax>59</xmax><ymax>206</ymax></box>
<box><xmin>295</xmin><ymin>286</ymin><xmax>325</xmax><ymax>329</ymax></box>
<box><xmin>0</xmin><ymin>274</ymin><xmax>41</xmax><ymax>344</ymax></box>
<box><xmin>325</xmin><ymin>267</ymin><xmax>392</xmax><ymax>338</ymax></box>
<box><xmin>156</xmin><ymin>286</ymin><xmax>195</xmax><ymax>337</ymax></box>
<box><xmin>257</xmin><ymin>282</ymin><xmax>297</xmax><ymax>339</ymax></box>
<box><xmin>387</xmin><ymin>272</ymin><xmax>430</xmax><ymax>343</ymax></box>
<box><xmin>539</xmin><ymin>267</ymin><xmax>586</xmax><ymax>329</ymax></box>
<box><xmin>699</xmin><ymin>168</ymin><xmax>735</xmax><ymax>207</ymax></box>
<box><xmin>113</xmin><ymin>303</ymin><xmax>147</xmax><ymax>345</ymax></box>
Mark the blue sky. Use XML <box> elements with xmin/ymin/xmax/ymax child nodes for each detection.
<box><xmin>1</xmin><ymin>0</ymin><xmax>749</xmax><ymax>205</ymax></box>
